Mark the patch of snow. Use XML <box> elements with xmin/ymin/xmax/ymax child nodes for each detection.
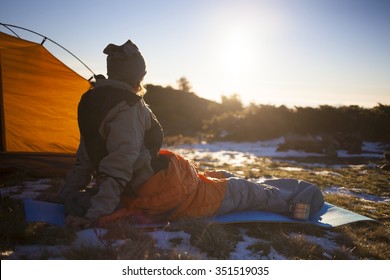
<box><xmin>277</xmin><ymin>166</ymin><xmax>345</xmax><ymax>176</ymax></box>
<box><xmin>13</xmin><ymin>184</ymin><xmax>52</xmax><ymax>200</ymax></box>
<box><xmin>72</xmin><ymin>228</ymin><xmax>108</xmax><ymax>248</ymax></box>
<box><xmin>172</xmin><ymin>148</ymin><xmax>258</xmax><ymax>167</ymax></box>
<box><xmin>278</xmin><ymin>167</ymin><xmax>306</xmax><ymax>172</ymax></box>
<box><xmin>362</xmin><ymin>142</ymin><xmax>388</xmax><ymax>154</ymax></box>
<box><xmin>148</xmin><ymin>230</ymin><xmax>208</xmax><ymax>259</ymax></box>
<box><xmin>229</xmin><ymin>228</ymin><xmax>287</xmax><ymax>260</ymax></box>
<box><xmin>281</xmin><ymin>160</ymin><xmax>329</xmax><ymax>168</ymax></box>
<box><xmin>172</xmin><ymin>138</ymin><xmax>325</xmax><ymax>162</ymax></box>
<box><xmin>323</xmin><ymin>186</ymin><xmax>390</xmax><ymax>203</ymax></box>
<box><xmin>265</xmin><ymin>247</ymin><xmax>288</xmax><ymax>260</ymax></box>
<box><xmin>229</xmin><ymin>229</ymin><xmax>259</xmax><ymax>260</ymax></box>
<box><xmin>0</xmin><ymin>180</ymin><xmax>53</xmax><ymax>200</ymax></box>
<box><xmin>23</xmin><ymin>183</ymin><xmax>52</xmax><ymax>191</ymax></box>
<box><xmin>337</xmin><ymin>150</ymin><xmax>384</xmax><ymax>158</ymax></box>
<box><xmin>350</xmin><ymin>164</ymin><xmax>378</xmax><ymax>170</ymax></box>
<box><xmin>10</xmin><ymin>190</ymin><xmax>42</xmax><ymax>200</ymax></box>
<box><xmin>0</xmin><ymin>185</ymin><xmax>24</xmax><ymax>197</ymax></box>
<box><xmin>170</xmin><ymin>139</ymin><xmax>386</xmax><ymax>168</ymax></box>
<box><xmin>247</xmin><ymin>177</ymin><xmax>276</xmax><ymax>184</ymax></box>
<box><xmin>313</xmin><ymin>170</ymin><xmax>343</xmax><ymax>177</ymax></box>
<box><xmin>22</xmin><ymin>179</ymin><xmax>52</xmax><ymax>185</ymax></box>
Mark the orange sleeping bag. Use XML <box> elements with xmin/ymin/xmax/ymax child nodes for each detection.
<box><xmin>98</xmin><ymin>150</ymin><xmax>227</xmax><ymax>226</ymax></box>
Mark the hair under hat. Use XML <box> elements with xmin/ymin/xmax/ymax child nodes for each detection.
<box><xmin>103</xmin><ymin>40</ymin><xmax>146</xmax><ymax>85</ymax></box>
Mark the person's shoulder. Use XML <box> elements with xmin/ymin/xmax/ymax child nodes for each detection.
<box><xmin>119</xmin><ymin>97</ymin><xmax>149</xmax><ymax>117</ymax></box>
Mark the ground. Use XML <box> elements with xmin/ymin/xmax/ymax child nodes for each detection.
<box><xmin>0</xmin><ymin>138</ymin><xmax>389</xmax><ymax>260</ymax></box>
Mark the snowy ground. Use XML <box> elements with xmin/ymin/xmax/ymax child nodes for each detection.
<box><xmin>1</xmin><ymin>138</ymin><xmax>389</xmax><ymax>260</ymax></box>
<box><xmin>169</xmin><ymin>138</ymin><xmax>386</xmax><ymax>162</ymax></box>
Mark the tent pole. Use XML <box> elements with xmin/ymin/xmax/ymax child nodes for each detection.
<box><xmin>0</xmin><ymin>23</ymin><xmax>96</xmax><ymax>77</ymax></box>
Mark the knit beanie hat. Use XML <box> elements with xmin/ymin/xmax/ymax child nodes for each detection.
<box><xmin>103</xmin><ymin>40</ymin><xmax>146</xmax><ymax>85</ymax></box>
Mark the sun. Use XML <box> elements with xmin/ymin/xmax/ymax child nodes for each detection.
<box><xmin>219</xmin><ymin>30</ymin><xmax>254</xmax><ymax>73</ymax></box>
<box><xmin>214</xmin><ymin>24</ymin><xmax>258</xmax><ymax>95</ymax></box>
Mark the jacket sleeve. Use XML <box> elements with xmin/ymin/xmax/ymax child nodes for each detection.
<box><xmin>58</xmin><ymin>138</ymin><xmax>93</xmax><ymax>200</ymax></box>
<box><xmin>85</xmin><ymin>102</ymin><xmax>149</xmax><ymax>221</ymax></box>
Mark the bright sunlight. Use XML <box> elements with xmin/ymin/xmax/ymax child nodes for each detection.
<box><xmin>214</xmin><ymin>23</ymin><xmax>259</xmax><ymax>99</ymax></box>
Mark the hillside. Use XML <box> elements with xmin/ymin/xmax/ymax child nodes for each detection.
<box><xmin>144</xmin><ymin>84</ymin><xmax>222</xmax><ymax>136</ymax></box>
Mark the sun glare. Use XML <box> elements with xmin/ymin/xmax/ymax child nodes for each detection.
<box><xmin>219</xmin><ymin>29</ymin><xmax>253</xmax><ymax>74</ymax></box>
<box><xmin>204</xmin><ymin>2</ymin><xmax>284</xmax><ymax>104</ymax></box>
<box><xmin>215</xmin><ymin>25</ymin><xmax>258</xmax><ymax>94</ymax></box>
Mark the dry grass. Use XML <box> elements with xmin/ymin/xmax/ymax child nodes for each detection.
<box><xmin>63</xmin><ymin>244</ymin><xmax>117</xmax><ymax>260</ymax></box>
<box><xmin>168</xmin><ymin>218</ymin><xmax>242</xmax><ymax>259</ymax></box>
<box><xmin>244</xmin><ymin>223</ymin><xmax>331</xmax><ymax>259</ymax></box>
<box><xmin>66</xmin><ymin>220</ymin><xmax>198</xmax><ymax>260</ymax></box>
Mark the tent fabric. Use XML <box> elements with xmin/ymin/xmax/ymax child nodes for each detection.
<box><xmin>0</xmin><ymin>31</ymin><xmax>91</xmax><ymax>154</ymax></box>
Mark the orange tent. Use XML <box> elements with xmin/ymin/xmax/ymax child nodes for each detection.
<box><xmin>0</xmin><ymin>31</ymin><xmax>91</xmax><ymax>176</ymax></box>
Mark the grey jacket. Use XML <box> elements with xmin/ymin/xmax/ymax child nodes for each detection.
<box><xmin>60</xmin><ymin>79</ymin><xmax>156</xmax><ymax>221</ymax></box>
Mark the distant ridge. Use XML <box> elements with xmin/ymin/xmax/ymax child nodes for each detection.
<box><xmin>144</xmin><ymin>84</ymin><xmax>222</xmax><ymax>136</ymax></box>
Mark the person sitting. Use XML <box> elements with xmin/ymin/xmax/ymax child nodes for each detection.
<box><xmin>41</xmin><ymin>39</ymin><xmax>324</xmax><ymax>229</ymax></box>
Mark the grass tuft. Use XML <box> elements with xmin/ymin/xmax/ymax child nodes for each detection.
<box><xmin>247</xmin><ymin>241</ymin><xmax>271</xmax><ymax>256</ymax></box>
<box><xmin>169</xmin><ymin>218</ymin><xmax>242</xmax><ymax>259</ymax></box>
<box><xmin>63</xmin><ymin>244</ymin><xmax>116</xmax><ymax>260</ymax></box>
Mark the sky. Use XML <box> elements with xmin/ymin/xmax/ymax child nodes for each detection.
<box><xmin>1</xmin><ymin>0</ymin><xmax>390</xmax><ymax>107</ymax></box>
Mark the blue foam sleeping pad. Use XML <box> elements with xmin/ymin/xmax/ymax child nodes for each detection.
<box><xmin>24</xmin><ymin>199</ymin><xmax>65</xmax><ymax>227</ymax></box>
<box><xmin>23</xmin><ymin>199</ymin><xmax>375</xmax><ymax>228</ymax></box>
<box><xmin>212</xmin><ymin>202</ymin><xmax>376</xmax><ymax>228</ymax></box>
